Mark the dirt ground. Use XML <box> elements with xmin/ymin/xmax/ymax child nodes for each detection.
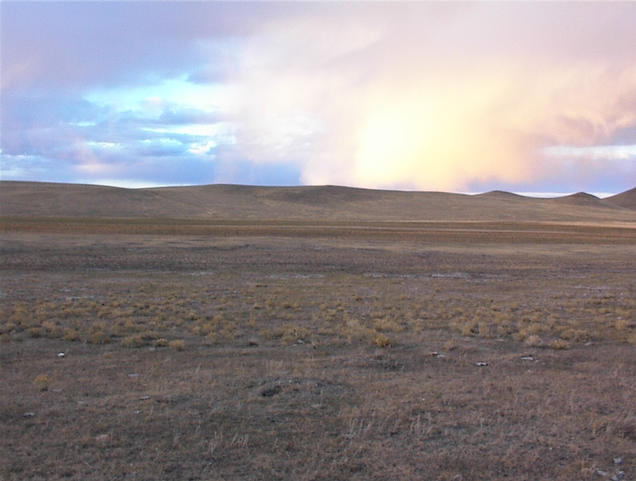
<box><xmin>1</xmin><ymin>220</ymin><xmax>635</xmax><ymax>480</ymax></box>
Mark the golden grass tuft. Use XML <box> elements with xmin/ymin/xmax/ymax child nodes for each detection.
<box><xmin>169</xmin><ymin>339</ymin><xmax>186</xmax><ymax>351</ymax></box>
<box><xmin>121</xmin><ymin>335</ymin><xmax>145</xmax><ymax>348</ymax></box>
<box><xmin>524</xmin><ymin>335</ymin><xmax>543</xmax><ymax>347</ymax></box>
<box><xmin>373</xmin><ymin>332</ymin><xmax>392</xmax><ymax>347</ymax></box>
<box><xmin>87</xmin><ymin>331</ymin><xmax>111</xmax><ymax>345</ymax></box>
<box><xmin>33</xmin><ymin>374</ymin><xmax>52</xmax><ymax>391</ymax></box>
<box><xmin>548</xmin><ymin>338</ymin><xmax>570</xmax><ymax>350</ymax></box>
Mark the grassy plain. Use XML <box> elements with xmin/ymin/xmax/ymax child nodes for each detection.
<box><xmin>1</xmin><ymin>215</ymin><xmax>635</xmax><ymax>480</ymax></box>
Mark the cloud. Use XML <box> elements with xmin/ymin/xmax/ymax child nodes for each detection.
<box><xmin>0</xmin><ymin>89</ymin><xmax>225</xmax><ymax>185</ymax></box>
<box><xmin>0</xmin><ymin>2</ymin><xmax>273</xmax><ymax>92</ymax></box>
<box><xmin>223</xmin><ymin>3</ymin><xmax>636</xmax><ymax>192</ymax></box>
<box><xmin>544</xmin><ymin>145</ymin><xmax>636</xmax><ymax>162</ymax></box>
<box><xmin>2</xmin><ymin>2</ymin><xmax>635</xmax><ymax>192</ymax></box>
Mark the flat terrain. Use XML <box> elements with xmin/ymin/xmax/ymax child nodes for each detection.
<box><xmin>1</xmin><ymin>183</ymin><xmax>635</xmax><ymax>480</ymax></box>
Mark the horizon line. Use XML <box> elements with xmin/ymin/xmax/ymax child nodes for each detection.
<box><xmin>1</xmin><ymin>179</ymin><xmax>629</xmax><ymax>199</ymax></box>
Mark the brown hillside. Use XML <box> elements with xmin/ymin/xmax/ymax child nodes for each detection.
<box><xmin>551</xmin><ymin>192</ymin><xmax>605</xmax><ymax>207</ymax></box>
<box><xmin>475</xmin><ymin>190</ymin><xmax>527</xmax><ymax>200</ymax></box>
<box><xmin>606</xmin><ymin>187</ymin><xmax>636</xmax><ymax>210</ymax></box>
<box><xmin>1</xmin><ymin>181</ymin><xmax>635</xmax><ymax>223</ymax></box>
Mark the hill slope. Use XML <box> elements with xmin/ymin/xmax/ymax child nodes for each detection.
<box><xmin>1</xmin><ymin>181</ymin><xmax>635</xmax><ymax>223</ymax></box>
<box><xmin>606</xmin><ymin>187</ymin><xmax>636</xmax><ymax>210</ymax></box>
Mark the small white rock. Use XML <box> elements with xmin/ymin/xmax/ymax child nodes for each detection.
<box><xmin>475</xmin><ymin>362</ymin><xmax>488</xmax><ymax>367</ymax></box>
<box><xmin>57</xmin><ymin>352</ymin><xmax>65</xmax><ymax>358</ymax></box>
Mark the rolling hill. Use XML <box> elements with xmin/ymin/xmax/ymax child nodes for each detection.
<box><xmin>1</xmin><ymin>181</ymin><xmax>635</xmax><ymax>223</ymax></box>
<box><xmin>606</xmin><ymin>187</ymin><xmax>636</xmax><ymax>210</ymax></box>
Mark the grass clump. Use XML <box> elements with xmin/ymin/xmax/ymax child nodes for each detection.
<box><xmin>63</xmin><ymin>328</ymin><xmax>81</xmax><ymax>342</ymax></box>
<box><xmin>615</xmin><ymin>318</ymin><xmax>633</xmax><ymax>331</ymax></box>
<box><xmin>548</xmin><ymin>338</ymin><xmax>570</xmax><ymax>350</ymax></box>
<box><xmin>373</xmin><ymin>333</ymin><xmax>392</xmax><ymax>348</ymax></box>
<box><xmin>87</xmin><ymin>331</ymin><xmax>111</xmax><ymax>345</ymax></box>
<box><xmin>524</xmin><ymin>335</ymin><xmax>543</xmax><ymax>347</ymax></box>
<box><xmin>461</xmin><ymin>321</ymin><xmax>478</xmax><ymax>337</ymax></box>
<box><xmin>443</xmin><ymin>339</ymin><xmax>458</xmax><ymax>351</ymax></box>
<box><xmin>373</xmin><ymin>317</ymin><xmax>403</xmax><ymax>333</ymax></box>
<box><xmin>169</xmin><ymin>339</ymin><xmax>186</xmax><ymax>351</ymax></box>
<box><xmin>27</xmin><ymin>327</ymin><xmax>42</xmax><ymax>338</ymax></box>
<box><xmin>33</xmin><ymin>374</ymin><xmax>52</xmax><ymax>391</ymax></box>
<box><xmin>121</xmin><ymin>335</ymin><xmax>145</xmax><ymax>348</ymax></box>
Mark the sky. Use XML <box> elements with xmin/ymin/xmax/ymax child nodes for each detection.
<box><xmin>1</xmin><ymin>1</ymin><xmax>635</xmax><ymax>195</ymax></box>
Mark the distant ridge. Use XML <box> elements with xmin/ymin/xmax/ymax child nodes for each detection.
<box><xmin>1</xmin><ymin>181</ymin><xmax>635</xmax><ymax>223</ymax></box>
<box><xmin>552</xmin><ymin>192</ymin><xmax>604</xmax><ymax>207</ymax></box>
<box><xmin>476</xmin><ymin>190</ymin><xmax>528</xmax><ymax>200</ymax></box>
<box><xmin>606</xmin><ymin>187</ymin><xmax>636</xmax><ymax>210</ymax></box>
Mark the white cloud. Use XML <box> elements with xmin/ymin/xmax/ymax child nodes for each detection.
<box><xmin>221</xmin><ymin>4</ymin><xmax>636</xmax><ymax>191</ymax></box>
<box><xmin>543</xmin><ymin>145</ymin><xmax>636</xmax><ymax>161</ymax></box>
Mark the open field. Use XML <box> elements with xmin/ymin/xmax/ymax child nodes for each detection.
<box><xmin>1</xmin><ymin>183</ymin><xmax>635</xmax><ymax>480</ymax></box>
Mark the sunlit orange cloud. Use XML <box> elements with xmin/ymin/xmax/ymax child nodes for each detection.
<box><xmin>225</xmin><ymin>3</ymin><xmax>636</xmax><ymax>191</ymax></box>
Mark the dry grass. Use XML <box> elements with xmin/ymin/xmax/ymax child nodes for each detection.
<box><xmin>1</xmin><ymin>218</ymin><xmax>635</xmax><ymax>480</ymax></box>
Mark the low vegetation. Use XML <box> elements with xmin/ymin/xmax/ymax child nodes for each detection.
<box><xmin>2</xmin><ymin>271</ymin><xmax>633</xmax><ymax>349</ymax></box>
<box><xmin>1</xmin><ymin>218</ymin><xmax>634</xmax><ymax>480</ymax></box>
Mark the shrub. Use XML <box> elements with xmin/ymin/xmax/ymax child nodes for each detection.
<box><xmin>63</xmin><ymin>328</ymin><xmax>81</xmax><ymax>342</ymax></box>
<box><xmin>548</xmin><ymin>338</ymin><xmax>569</xmax><ymax>350</ymax></box>
<box><xmin>0</xmin><ymin>321</ymin><xmax>16</xmax><ymax>335</ymax></box>
<box><xmin>443</xmin><ymin>339</ymin><xmax>458</xmax><ymax>351</ymax></box>
<box><xmin>169</xmin><ymin>339</ymin><xmax>186</xmax><ymax>351</ymax></box>
<box><xmin>341</xmin><ymin>318</ymin><xmax>373</xmax><ymax>343</ymax></box>
<box><xmin>269</xmin><ymin>324</ymin><xmax>310</xmax><ymax>344</ymax></box>
<box><xmin>461</xmin><ymin>321</ymin><xmax>478</xmax><ymax>337</ymax></box>
<box><xmin>373</xmin><ymin>333</ymin><xmax>392</xmax><ymax>348</ymax></box>
<box><xmin>615</xmin><ymin>319</ymin><xmax>633</xmax><ymax>331</ymax></box>
<box><xmin>373</xmin><ymin>318</ymin><xmax>403</xmax><ymax>333</ymax></box>
<box><xmin>87</xmin><ymin>331</ymin><xmax>111</xmax><ymax>345</ymax></box>
<box><xmin>33</xmin><ymin>374</ymin><xmax>52</xmax><ymax>391</ymax></box>
<box><xmin>524</xmin><ymin>334</ymin><xmax>543</xmax><ymax>347</ymax></box>
<box><xmin>27</xmin><ymin>327</ymin><xmax>42</xmax><ymax>338</ymax></box>
<box><xmin>559</xmin><ymin>328</ymin><xmax>588</xmax><ymax>342</ymax></box>
<box><xmin>477</xmin><ymin>322</ymin><xmax>496</xmax><ymax>339</ymax></box>
<box><xmin>121</xmin><ymin>335</ymin><xmax>145</xmax><ymax>348</ymax></box>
